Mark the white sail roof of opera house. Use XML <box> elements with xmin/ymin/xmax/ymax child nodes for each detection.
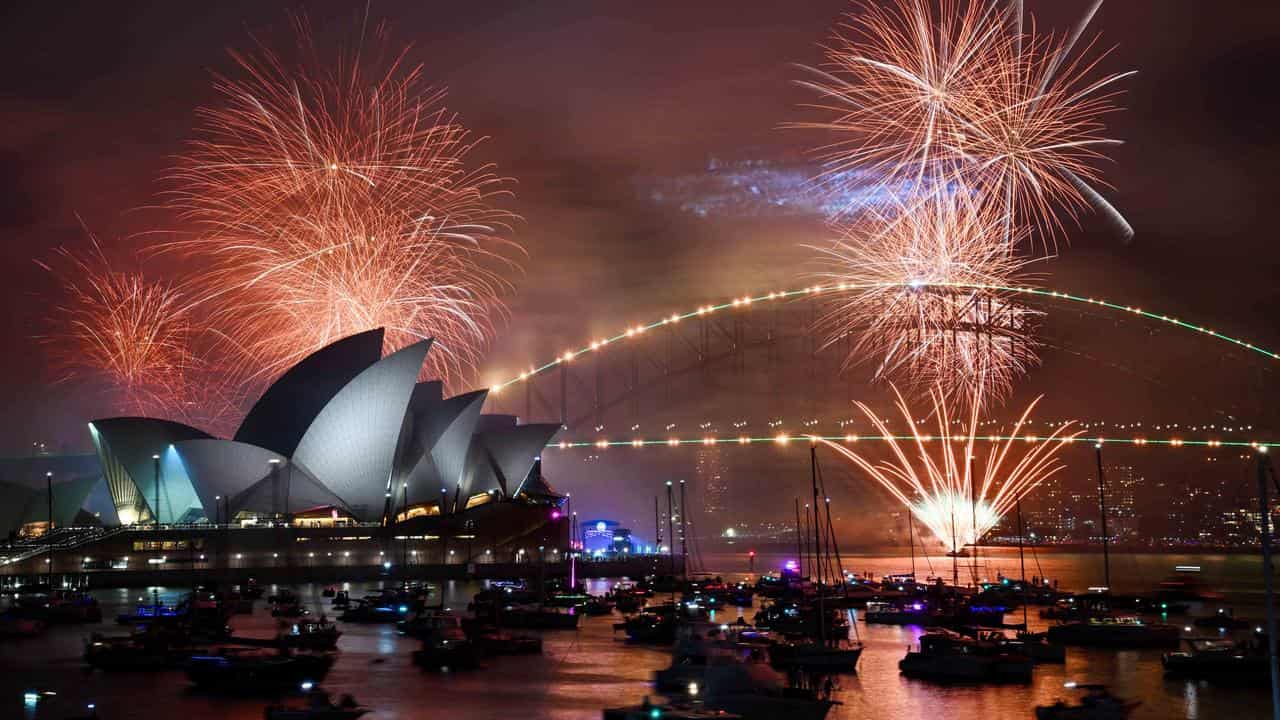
<box><xmin>0</xmin><ymin>473</ymin><xmax>112</xmax><ymax>536</ymax></box>
<box><xmin>462</xmin><ymin>416</ymin><xmax>562</xmax><ymax>499</ymax></box>
<box><xmin>397</xmin><ymin>388</ymin><xmax>488</xmax><ymax>501</ymax></box>
<box><xmin>233</xmin><ymin>328</ymin><xmax>385</xmax><ymax>457</ymax></box>
<box><xmin>88</xmin><ymin>329</ymin><xmax>559</xmax><ymax>526</ymax></box>
<box><xmin>291</xmin><ymin>339</ymin><xmax>431</xmax><ymax>520</ymax></box>
<box><xmin>88</xmin><ymin>417</ymin><xmax>211</xmax><ymax>524</ymax></box>
<box><xmin>171</xmin><ymin>439</ymin><xmax>288</xmax><ymax>521</ymax></box>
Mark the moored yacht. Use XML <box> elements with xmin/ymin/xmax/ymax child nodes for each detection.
<box><xmin>899</xmin><ymin>629</ymin><xmax>1033</xmax><ymax>683</ymax></box>
<box><xmin>1046</xmin><ymin>615</ymin><xmax>1180</xmax><ymax>649</ymax></box>
<box><xmin>1162</xmin><ymin>635</ymin><xmax>1272</xmax><ymax>684</ymax></box>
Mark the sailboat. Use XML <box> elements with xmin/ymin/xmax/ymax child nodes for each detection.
<box><xmin>768</xmin><ymin>447</ymin><xmax>863</xmax><ymax>672</ymax></box>
<box><xmin>1008</xmin><ymin>502</ymin><xmax>1066</xmax><ymax>663</ymax></box>
<box><xmin>1046</xmin><ymin>445</ymin><xmax>1179</xmax><ymax>649</ymax></box>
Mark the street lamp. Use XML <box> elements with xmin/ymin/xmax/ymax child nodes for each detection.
<box><xmin>152</xmin><ymin>454</ymin><xmax>161</xmax><ymax>528</ymax></box>
<box><xmin>440</xmin><ymin>487</ymin><xmax>450</xmax><ymax>563</ymax></box>
<box><xmin>45</xmin><ymin>471</ymin><xmax>53</xmax><ymax>585</ymax></box>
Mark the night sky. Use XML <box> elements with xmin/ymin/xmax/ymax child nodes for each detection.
<box><xmin>2</xmin><ymin>0</ymin><xmax>1279</xmax><ymax>458</ymax></box>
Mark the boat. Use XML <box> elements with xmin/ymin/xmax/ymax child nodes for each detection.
<box><xmin>411</xmin><ymin>621</ymin><xmax>480</xmax><ymax>670</ymax></box>
<box><xmin>1035</xmin><ymin>683</ymin><xmax>1139</xmax><ymax>719</ymax></box>
<box><xmin>1046</xmin><ymin>615</ymin><xmax>1180</xmax><ymax>649</ymax></box>
<box><xmin>264</xmin><ymin>688</ymin><xmax>368</xmax><ymax>720</ymax></box>
<box><xmin>696</xmin><ymin>662</ymin><xmax>836</xmax><ymax>720</ymax></box>
<box><xmin>752</xmin><ymin>601</ymin><xmax>848</xmax><ymax>637</ymax></box>
<box><xmin>768</xmin><ymin>639</ymin><xmax>862</xmax><ymax>672</ymax></box>
<box><xmin>494</xmin><ymin>604</ymin><xmax>580</xmax><ymax>630</ymax></box>
<box><xmin>603</xmin><ymin>698</ymin><xmax>741</xmax><ymax>719</ymax></box>
<box><xmin>583</xmin><ymin>595</ymin><xmax>615</xmax><ymax>616</ymax></box>
<box><xmin>1162</xmin><ymin>636</ymin><xmax>1272</xmax><ymax>684</ymax></box>
<box><xmin>281</xmin><ymin>620</ymin><xmax>341</xmax><ymax>651</ymax></box>
<box><xmin>861</xmin><ymin>599</ymin><xmax>1004</xmax><ymax>629</ymax></box>
<box><xmin>953</xmin><ymin>626</ymin><xmax>1066</xmax><ymax>664</ymax></box>
<box><xmin>1010</xmin><ymin>631</ymin><xmax>1067</xmax><ymax>663</ymax></box>
<box><xmin>271</xmin><ymin>602</ymin><xmax>310</xmax><ymax>618</ymax></box>
<box><xmin>186</xmin><ymin>649</ymin><xmax>335</xmax><ymax>692</ymax></box>
<box><xmin>654</xmin><ymin>622</ymin><xmax>773</xmax><ymax>692</ymax></box>
<box><xmin>397</xmin><ymin>609</ymin><xmax>458</xmax><ymax>639</ymax></box>
<box><xmin>862</xmin><ymin>600</ymin><xmax>930</xmax><ymax>626</ymax></box>
<box><xmin>83</xmin><ymin>631</ymin><xmax>185</xmax><ymax>671</ymax></box>
<box><xmin>116</xmin><ymin>600</ymin><xmax>180</xmax><ymax>626</ymax></box>
<box><xmin>338</xmin><ymin>599</ymin><xmax>408</xmax><ymax>623</ymax></box>
<box><xmin>475</xmin><ymin>628</ymin><xmax>543</xmax><ymax>656</ymax></box>
<box><xmin>610</xmin><ymin>583</ymin><xmax>646</xmax><ymax>613</ymax></box>
<box><xmin>899</xmin><ymin>629</ymin><xmax>1033</xmax><ymax>683</ymax></box>
<box><xmin>619</xmin><ymin>603</ymin><xmax>679</xmax><ymax>644</ymax></box>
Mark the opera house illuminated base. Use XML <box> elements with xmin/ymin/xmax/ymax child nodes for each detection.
<box><xmin>0</xmin><ymin>329</ymin><xmax>569</xmax><ymax>582</ymax></box>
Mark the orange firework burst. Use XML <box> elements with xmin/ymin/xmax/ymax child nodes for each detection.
<box><xmin>166</xmin><ymin>18</ymin><xmax>519</xmax><ymax>388</ymax></box>
<box><xmin>37</xmin><ymin>236</ymin><xmax>196</xmax><ymax>417</ymax></box>
<box><xmin>811</xmin><ymin>190</ymin><xmax>1040</xmax><ymax>404</ymax></box>
<box><xmin>798</xmin><ymin>0</ymin><xmax>1132</xmax><ymax>244</ymax></box>
<box><xmin>814</xmin><ymin>383</ymin><xmax>1080</xmax><ymax>552</ymax></box>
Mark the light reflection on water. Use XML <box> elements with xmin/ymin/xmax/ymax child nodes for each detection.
<box><xmin>1</xmin><ymin>551</ymin><xmax>1274</xmax><ymax>719</ymax></box>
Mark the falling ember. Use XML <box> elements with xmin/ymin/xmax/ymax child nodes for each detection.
<box><xmin>795</xmin><ymin>0</ymin><xmax>1132</xmax><ymax>245</ymax></box>
<box><xmin>810</xmin><ymin>190</ymin><xmax>1040</xmax><ymax>405</ymax></box>
<box><xmin>813</xmin><ymin>383</ymin><xmax>1079</xmax><ymax>552</ymax></box>
<box><xmin>165</xmin><ymin>18</ymin><xmax>519</xmax><ymax>389</ymax></box>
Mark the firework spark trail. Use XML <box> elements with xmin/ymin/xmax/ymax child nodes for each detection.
<box><xmin>36</xmin><ymin>235</ymin><xmax>198</xmax><ymax>419</ymax></box>
<box><xmin>796</xmin><ymin>0</ymin><xmax>1131</xmax><ymax>245</ymax></box>
<box><xmin>810</xmin><ymin>189</ymin><xmax>1040</xmax><ymax>404</ymax></box>
<box><xmin>165</xmin><ymin>18</ymin><xmax>520</xmax><ymax>390</ymax></box>
<box><xmin>813</xmin><ymin>383</ymin><xmax>1080</xmax><ymax>552</ymax></box>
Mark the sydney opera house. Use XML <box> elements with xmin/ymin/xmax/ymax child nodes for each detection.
<box><xmin>0</xmin><ymin>329</ymin><xmax>567</xmax><ymax>583</ymax></box>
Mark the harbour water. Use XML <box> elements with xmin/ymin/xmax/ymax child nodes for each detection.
<box><xmin>3</xmin><ymin>550</ymin><xmax>1275</xmax><ymax>720</ymax></box>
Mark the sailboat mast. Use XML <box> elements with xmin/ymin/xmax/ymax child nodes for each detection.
<box><xmin>1255</xmin><ymin>450</ymin><xmax>1279</xmax><ymax>720</ymax></box>
<box><xmin>951</xmin><ymin>501</ymin><xmax>958</xmax><ymax>590</ymax></box>
<box><xmin>969</xmin><ymin>455</ymin><xmax>979</xmax><ymax>587</ymax></box>
<box><xmin>794</xmin><ymin>498</ymin><xmax>804</xmax><ymax>577</ymax></box>
<box><xmin>679</xmin><ymin>479</ymin><xmax>689</xmax><ymax>580</ymax></box>
<box><xmin>1095</xmin><ymin>443</ymin><xmax>1111</xmax><ymax>590</ymax></box>
<box><xmin>909</xmin><ymin>516</ymin><xmax>916</xmax><ymax>579</ymax></box>
<box><xmin>817</xmin><ymin>457</ymin><xmax>846</xmax><ymax>588</ymax></box>
<box><xmin>1017</xmin><ymin>500</ymin><xmax>1028</xmax><ymax>631</ymax></box>
<box><xmin>811</xmin><ymin>445</ymin><xmax>826</xmax><ymax>645</ymax></box>
<box><xmin>665</xmin><ymin>481</ymin><xmax>676</xmax><ymax>581</ymax></box>
<box><xmin>654</xmin><ymin>496</ymin><xmax>661</xmax><ymax>554</ymax></box>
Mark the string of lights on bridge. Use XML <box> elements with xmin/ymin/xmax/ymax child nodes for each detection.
<box><xmin>488</xmin><ymin>280</ymin><xmax>1280</xmax><ymax>395</ymax></box>
<box><xmin>483</xmin><ymin>280</ymin><xmax>1277</xmax><ymax>449</ymax></box>
<box><xmin>545</xmin><ymin>434</ymin><xmax>1273</xmax><ymax>452</ymax></box>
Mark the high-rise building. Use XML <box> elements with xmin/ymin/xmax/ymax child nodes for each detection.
<box><xmin>1105</xmin><ymin>464</ymin><xmax>1141</xmax><ymax>540</ymax></box>
<box><xmin>696</xmin><ymin>446</ymin><xmax>728</xmax><ymax>517</ymax></box>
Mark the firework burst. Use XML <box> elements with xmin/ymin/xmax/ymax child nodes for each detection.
<box><xmin>797</xmin><ymin>0</ymin><xmax>1132</xmax><ymax>244</ymax></box>
<box><xmin>166</xmin><ymin>18</ymin><xmax>519</xmax><ymax>389</ymax></box>
<box><xmin>814</xmin><ymin>383</ymin><xmax>1080</xmax><ymax>552</ymax></box>
<box><xmin>811</xmin><ymin>190</ymin><xmax>1040</xmax><ymax>404</ymax></box>
<box><xmin>37</xmin><ymin>236</ymin><xmax>196</xmax><ymax>418</ymax></box>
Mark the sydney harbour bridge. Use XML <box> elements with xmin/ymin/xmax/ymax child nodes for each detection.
<box><xmin>484</xmin><ymin>282</ymin><xmax>1277</xmax><ymax>448</ymax></box>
